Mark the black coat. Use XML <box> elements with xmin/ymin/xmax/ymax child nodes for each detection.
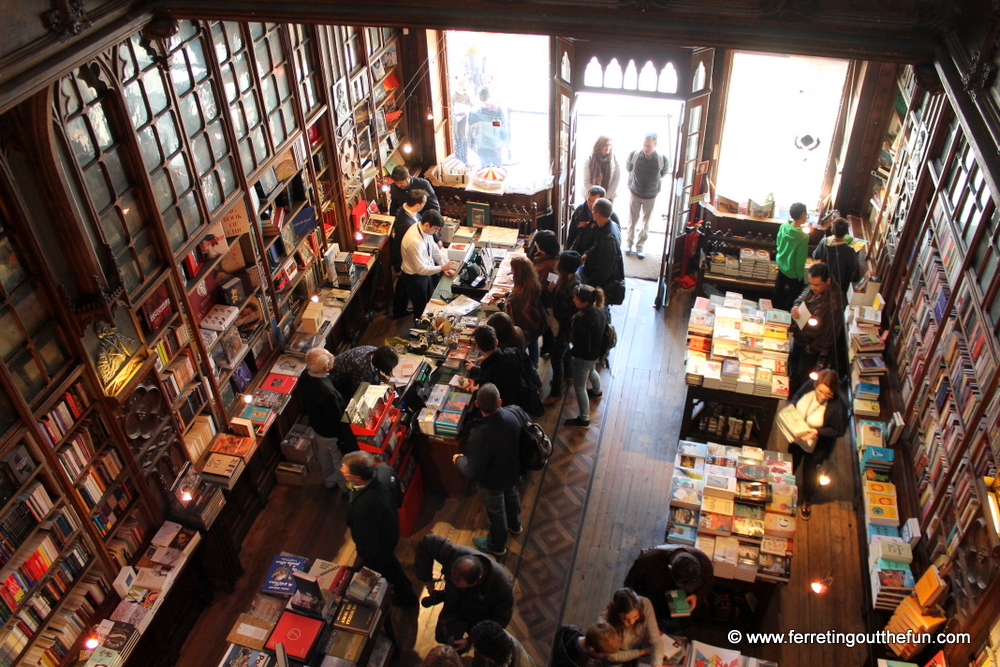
<box><xmin>571</xmin><ymin>306</ymin><xmax>608</xmax><ymax>361</ymax></box>
<box><xmin>623</xmin><ymin>544</ymin><xmax>715</xmax><ymax>621</ymax></box>
<box><xmin>473</xmin><ymin>348</ymin><xmax>525</xmax><ymax>409</ymax></box>
<box><xmin>551</xmin><ymin>625</ymin><xmax>600</xmax><ymax>667</ymax></box>
<box><xmin>414</xmin><ymin>535</ymin><xmax>514</xmax><ymax>628</ymax></box>
<box><xmin>582</xmin><ymin>221</ymin><xmax>623</xmax><ymax>289</ymax></box>
<box><xmin>789</xmin><ymin>380</ymin><xmax>847</xmax><ymax>456</ymax></box>
<box><xmin>295</xmin><ymin>372</ymin><xmax>359</xmax><ymax>452</ymax></box>
<box><xmin>346</xmin><ymin>464</ymin><xmax>400</xmax><ymax>563</ymax></box>
<box><xmin>389</xmin><ymin>176</ymin><xmax>440</xmax><ymax>216</ymax></box>
<box><xmin>457</xmin><ymin>407</ymin><xmax>522</xmax><ymax>490</ymax></box>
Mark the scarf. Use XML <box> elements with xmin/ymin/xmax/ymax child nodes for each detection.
<box><xmin>591</xmin><ymin>154</ymin><xmax>611</xmax><ymax>191</ymax></box>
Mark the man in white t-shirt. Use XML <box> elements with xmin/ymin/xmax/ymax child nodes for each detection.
<box><xmin>399</xmin><ymin>210</ymin><xmax>457</xmax><ymax>319</ymax></box>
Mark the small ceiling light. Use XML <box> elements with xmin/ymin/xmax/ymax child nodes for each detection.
<box><xmin>402</xmin><ymin>143</ymin><xmax>413</xmax><ymax>154</ymax></box>
<box><xmin>310</xmin><ymin>294</ymin><xmax>320</xmax><ymax>303</ymax></box>
<box><xmin>84</xmin><ymin>636</ymin><xmax>100</xmax><ymax>650</ymax></box>
<box><xmin>243</xmin><ymin>394</ymin><xmax>254</xmax><ymax>404</ymax></box>
<box><xmin>810</xmin><ymin>574</ymin><xmax>834</xmax><ymax>594</ymax></box>
<box><xmin>426</xmin><ymin>112</ymin><xmax>434</xmax><ymax>120</ymax></box>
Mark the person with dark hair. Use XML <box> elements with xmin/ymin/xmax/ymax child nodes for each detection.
<box><xmin>787</xmin><ymin>369</ymin><xmax>846</xmax><ymax>519</ymax></box>
<box><xmin>400</xmin><ymin>211</ymin><xmax>457</xmax><ymax>320</ymax></box>
<box><xmin>567</xmin><ymin>186</ymin><xmax>605</xmax><ymax>254</ymax></box>
<box><xmin>391</xmin><ymin>188</ymin><xmax>428</xmax><ymax>318</ymax></box>
<box><xmin>528</xmin><ymin>229</ymin><xmax>560</xmax><ymax>285</ymax></box>
<box><xmin>581</xmin><ymin>198</ymin><xmax>624</xmax><ymax>297</ymax></box>
<box><xmin>467</xmin><ymin>325</ymin><xmax>524</xmax><ymax>410</ymax></box>
<box><xmin>625</xmin><ymin>133</ymin><xmax>670</xmax><ymax>258</ymax></box>
<box><xmin>773</xmin><ymin>202</ymin><xmax>810</xmax><ymax>310</ymax></box>
<box><xmin>506</xmin><ymin>255</ymin><xmax>547</xmax><ymax>368</ymax></box>
<box><xmin>623</xmin><ymin>544</ymin><xmax>715</xmax><ymax>621</ymax></box>
<box><xmin>330</xmin><ymin>344</ymin><xmax>399</xmax><ymax>400</ymax></box>
<box><xmin>469</xmin><ymin>87</ymin><xmax>508</xmax><ymax>167</ymax></box>
<box><xmin>470</xmin><ymin>620</ymin><xmax>536</xmax><ymax>667</ymax></box>
<box><xmin>422</xmin><ymin>645</ymin><xmax>463</xmax><ymax>667</ymax></box>
<box><xmin>565</xmin><ymin>285</ymin><xmax>608</xmax><ymax>428</ymax></box>
<box><xmin>340</xmin><ymin>451</ymin><xmax>418</xmax><ymax>606</ymax></box>
<box><xmin>582</xmin><ymin>136</ymin><xmax>620</xmax><ymax>202</ymax></box>
<box><xmin>487</xmin><ymin>312</ymin><xmax>526</xmax><ymax>353</ymax></box>
<box><xmin>789</xmin><ymin>261</ymin><xmax>845</xmax><ymax>394</ymax></box>
<box><xmin>414</xmin><ymin>534</ymin><xmax>515</xmax><ymax>650</ymax></box>
<box><xmin>297</xmin><ymin>348</ymin><xmax>358</xmax><ymax>494</ymax></box>
<box><xmin>543</xmin><ymin>251</ymin><xmax>582</xmax><ymax>406</ymax></box>
<box><xmin>453</xmin><ymin>383</ymin><xmax>523</xmax><ymax>556</ymax></box>
<box><xmin>599</xmin><ymin>588</ymin><xmax>663</xmax><ymax>667</ymax></box>
<box><xmin>389</xmin><ymin>165</ymin><xmax>439</xmax><ymax>216</ymax></box>
<box><xmin>551</xmin><ymin>622</ymin><xmax>623</xmax><ymax>667</ymax></box>
<box><xmin>812</xmin><ymin>217</ymin><xmax>861</xmax><ymax>296</ymax></box>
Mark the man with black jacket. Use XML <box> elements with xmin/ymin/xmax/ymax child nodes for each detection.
<box><xmin>390</xmin><ymin>189</ymin><xmax>428</xmax><ymax>318</ymax></box>
<box><xmin>414</xmin><ymin>534</ymin><xmax>515</xmax><ymax>651</ymax></box>
<box><xmin>341</xmin><ymin>451</ymin><xmax>418</xmax><ymax>606</ymax></box>
<box><xmin>453</xmin><ymin>383</ymin><xmax>522</xmax><ymax>556</ymax></box>
<box><xmin>624</xmin><ymin>544</ymin><xmax>715</xmax><ymax>622</ymax></box>
<box><xmin>388</xmin><ymin>165</ymin><xmax>440</xmax><ymax>215</ymax></box>
<box><xmin>296</xmin><ymin>348</ymin><xmax>359</xmax><ymax>494</ymax></box>
<box><xmin>467</xmin><ymin>326</ymin><xmax>527</xmax><ymax>411</ymax></box>
<box><xmin>581</xmin><ymin>198</ymin><xmax>624</xmax><ymax>299</ymax></box>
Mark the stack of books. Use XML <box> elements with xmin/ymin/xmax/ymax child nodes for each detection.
<box><xmin>884</xmin><ymin>566</ymin><xmax>947</xmax><ymax>659</ymax></box>
<box><xmin>169</xmin><ymin>462</ymin><xmax>225</xmax><ymax>530</ymax></box>
<box><xmin>667</xmin><ymin>441</ymin><xmax>796</xmax><ymax>583</ymax></box>
<box><xmin>199</xmin><ymin>453</ymin><xmax>245</xmax><ymax>490</ymax></box>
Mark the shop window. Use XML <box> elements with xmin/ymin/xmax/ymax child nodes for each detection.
<box><xmin>582</xmin><ymin>56</ymin><xmax>678</xmax><ymax>94</ymax></box>
<box><xmin>57</xmin><ymin>64</ymin><xmax>164</xmax><ymax>294</ymax></box>
<box><xmin>212</xmin><ymin>21</ymin><xmax>271</xmax><ymax>178</ymax></box>
<box><xmin>250</xmin><ymin>23</ymin><xmax>298</xmax><ymax>149</ymax></box>
<box><xmin>715</xmin><ymin>52</ymin><xmax>848</xmax><ymax>209</ymax></box>
<box><xmin>0</xmin><ymin>206</ymin><xmax>69</xmax><ymax>404</ymax></box>
<box><xmin>289</xmin><ymin>24</ymin><xmax>322</xmax><ymax>120</ymax></box>
<box><xmin>444</xmin><ymin>31</ymin><xmax>550</xmax><ymax>188</ymax></box>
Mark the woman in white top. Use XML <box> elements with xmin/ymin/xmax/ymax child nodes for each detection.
<box><xmin>787</xmin><ymin>369</ymin><xmax>846</xmax><ymax>520</ymax></box>
<box><xmin>599</xmin><ymin>588</ymin><xmax>663</xmax><ymax>667</ymax></box>
<box><xmin>581</xmin><ymin>136</ymin><xmax>620</xmax><ymax>202</ymax></box>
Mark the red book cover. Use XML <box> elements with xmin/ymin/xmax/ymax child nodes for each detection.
<box><xmin>141</xmin><ymin>282</ymin><xmax>175</xmax><ymax>333</ymax></box>
<box><xmin>262</xmin><ymin>373</ymin><xmax>297</xmax><ymax>394</ymax></box>
<box><xmin>189</xmin><ymin>271</ymin><xmax>218</xmax><ymax>322</ymax></box>
<box><xmin>923</xmin><ymin>651</ymin><xmax>947</xmax><ymax>667</ymax></box>
<box><xmin>265</xmin><ymin>611</ymin><xmax>323</xmax><ymax>659</ymax></box>
<box><xmin>63</xmin><ymin>391</ymin><xmax>82</xmax><ymax>418</ymax></box>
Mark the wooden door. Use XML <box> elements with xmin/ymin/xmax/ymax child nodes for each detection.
<box><xmin>552</xmin><ymin>37</ymin><xmax>577</xmax><ymax>242</ymax></box>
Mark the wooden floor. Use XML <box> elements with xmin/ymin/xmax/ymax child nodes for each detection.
<box><xmin>176</xmin><ymin>279</ymin><xmax>872</xmax><ymax>667</ymax></box>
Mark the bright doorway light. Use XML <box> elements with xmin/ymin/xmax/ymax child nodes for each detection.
<box><xmin>715</xmin><ymin>53</ymin><xmax>849</xmax><ymax>211</ymax></box>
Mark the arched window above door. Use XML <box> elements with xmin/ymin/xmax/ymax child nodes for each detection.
<box><xmin>573</xmin><ymin>44</ymin><xmax>692</xmax><ymax>99</ymax></box>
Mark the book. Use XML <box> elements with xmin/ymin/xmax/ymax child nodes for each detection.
<box><xmin>332</xmin><ymin>601</ymin><xmax>380</xmax><ymax>635</ymax></box>
<box><xmin>685</xmin><ymin>640</ymin><xmax>741</xmax><ymax>667</ymax></box>
<box><xmin>345</xmin><ymin>567</ymin><xmax>381</xmax><ymax>601</ymax></box>
<box><xmin>210</xmin><ymin>434</ymin><xmax>257</xmax><ymax>461</ymax></box>
<box><xmin>201</xmin><ymin>304</ymin><xmax>241</xmax><ymax>331</ymax></box>
<box><xmin>322</xmin><ymin>628</ymin><xmax>368</xmax><ymax>662</ymax></box>
<box><xmin>698</xmin><ymin>511</ymin><xmax>734</xmax><ymax>536</ymax></box>
<box><xmin>667</xmin><ymin>589</ymin><xmax>691</xmax><ymax>617</ymax></box>
<box><xmin>226</xmin><ymin>612</ymin><xmax>276</xmax><ymax>650</ymax></box>
<box><xmin>308</xmin><ymin>559</ymin><xmax>343</xmax><ymax>591</ymax></box>
<box><xmin>265</xmin><ymin>611</ymin><xmax>324</xmax><ymax>659</ymax></box>
<box><xmin>247</xmin><ymin>592</ymin><xmax>287</xmax><ymax>623</ymax></box>
<box><xmin>262</xmin><ymin>554</ymin><xmax>309</xmax><ymax>596</ymax></box>
<box><xmin>217</xmin><ymin>644</ymin><xmax>273</xmax><ymax>667</ymax></box>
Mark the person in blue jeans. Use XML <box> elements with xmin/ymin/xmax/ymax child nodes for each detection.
<box><xmin>453</xmin><ymin>383</ymin><xmax>523</xmax><ymax>556</ymax></box>
<box><xmin>565</xmin><ymin>285</ymin><xmax>608</xmax><ymax>428</ymax></box>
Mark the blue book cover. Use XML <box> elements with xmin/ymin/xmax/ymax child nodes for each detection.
<box><xmin>262</xmin><ymin>554</ymin><xmax>309</xmax><ymax>596</ymax></box>
<box><xmin>867</xmin><ymin>524</ymin><xmax>900</xmax><ymax>539</ymax></box>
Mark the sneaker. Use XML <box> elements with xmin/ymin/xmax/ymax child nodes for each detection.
<box><xmin>587</xmin><ymin>388</ymin><xmax>603</xmax><ymax>399</ymax></box>
<box><xmin>509</xmin><ymin>524</ymin><xmax>524</xmax><ymax>535</ymax></box>
<box><xmin>799</xmin><ymin>502</ymin><xmax>811</xmax><ymax>520</ymax></box>
<box><xmin>636</xmin><ymin>249</ymin><xmax>646</xmax><ymax>259</ymax></box>
<box><xmin>564</xmin><ymin>417</ymin><xmax>591</xmax><ymax>428</ymax></box>
<box><xmin>624</xmin><ymin>245</ymin><xmax>634</xmax><ymax>254</ymax></box>
<box><xmin>472</xmin><ymin>536</ymin><xmax>507</xmax><ymax>556</ymax></box>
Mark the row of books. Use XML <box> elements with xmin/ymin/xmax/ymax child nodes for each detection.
<box><xmin>16</xmin><ymin>573</ymin><xmax>110</xmax><ymax>667</ymax></box>
<box><xmin>81</xmin><ymin>522</ymin><xmax>202</xmax><ymax>667</ymax></box>
<box><xmin>106</xmin><ymin>514</ymin><xmax>153</xmax><ymax>570</ymax></box>
<box><xmin>90</xmin><ymin>481</ymin><xmax>137</xmax><ymax>537</ymax></box>
<box><xmin>667</xmin><ymin>441</ymin><xmax>797</xmax><ymax>583</ymax></box>
<box><xmin>417</xmin><ymin>384</ymin><xmax>473</xmax><ymax>438</ymax></box>
<box><xmin>160</xmin><ymin>352</ymin><xmax>199</xmax><ymax>404</ymax></box>
<box><xmin>883</xmin><ymin>565</ymin><xmax>948</xmax><ymax>659</ymax></box>
<box><xmin>685</xmin><ymin>293</ymin><xmax>792</xmax><ymax>399</ymax></box>
<box><xmin>150</xmin><ymin>323</ymin><xmax>191</xmax><ymax>370</ymax></box>
<box><xmin>74</xmin><ymin>446</ymin><xmax>125</xmax><ymax>509</ymax></box>
<box><xmin>37</xmin><ymin>381</ymin><xmax>92</xmax><ymax>448</ymax></box>
<box><xmin>704</xmin><ymin>248</ymin><xmax>777</xmax><ymax>281</ymax></box>
<box><xmin>174</xmin><ymin>380</ymin><xmax>212</xmax><ymax>432</ymax></box>
<box><xmin>0</xmin><ymin>482</ymin><xmax>54</xmax><ymax>563</ymax></box>
<box><xmin>54</xmin><ymin>425</ymin><xmax>102</xmax><ymax>484</ymax></box>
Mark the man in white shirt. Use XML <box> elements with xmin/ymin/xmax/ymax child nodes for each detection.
<box><xmin>399</xmin><ymin>210</ymin><xmax>457</xmax><ymax>319</ymax></box>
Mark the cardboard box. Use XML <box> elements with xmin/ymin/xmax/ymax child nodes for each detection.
<box><xmin>447</xmin><ymin>242</ymin><xmax>474</xmax><ymax>263</ymax></box>
<box><xmin>300</xmin><ymin>302</ymin><xmax>324</xmax><ymax>334</ymax></box>
<box><xmin>280</xmin><ymin>436</ymin><xmax>314</xmax><ymax>465</ymax></box>
<box><xmin>275</xmin><ymin>462</ymin><xmax>306</xmax><ymax>486</ymax></box>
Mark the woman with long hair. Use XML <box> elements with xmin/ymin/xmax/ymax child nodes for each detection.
<box><xmin>786</xmin><ymin>368</ymin><xmax>846</xmax><ymax>520</ymax></box>
<box><xmin>543</xmin><ymin>251</ymin><xmax>581</xmax><ymax>406</ymax></box>
<box><xmin>564</xmin><ymin>284</ymin><xmax>607</xmax><ymax>428</ymax></box>
<box><xmin>505</xmin><ymin>255</ymin><xmax>547</xmax><ymax>368</ymax></box>
<box><xmin>600</xmin><ymin>588</ymin><xmax>663</xmax><ymax>667</ymax></box>
<box><xmin>582</xmin><ymin>135</ymin><xmax>620</xmax><ymax>202</ymax></box>
<box><xmin>486</xmin><ymin>311</ymin><xmax>526</xmax><ymax>353</ymax></box>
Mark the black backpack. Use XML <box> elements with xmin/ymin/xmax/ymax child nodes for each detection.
<box><xmin>507</xmin><ymin>405</ymin><xmax>552</xmax><ymax>472</ymax></box>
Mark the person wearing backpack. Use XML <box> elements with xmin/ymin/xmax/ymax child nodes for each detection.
<box><xmin>565</xmin><ymin>285</ymin><xmax>608</xmax><ymax>428</ymax></box>
<box><xmin>625</xmin><ymin>133</ymin><xmax>670</xmax><ymax>259</ymax></box>
<box><xmin>452</xmin><ymin>383</ymin><xmax>522</xmax><ymax>556</ymax></box>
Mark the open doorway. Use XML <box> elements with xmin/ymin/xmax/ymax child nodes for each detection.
<box><xmin>575</xmin><ymin>91</ymin><xmax>685</xmax><ymax>279</ymax></box>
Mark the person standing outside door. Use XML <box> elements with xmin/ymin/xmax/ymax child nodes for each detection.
<box><xmin>625</xmin><ymin>133</ymin><xmax>670</xmax><ymax>259</ymax></box>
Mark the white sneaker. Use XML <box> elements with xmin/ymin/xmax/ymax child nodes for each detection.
<box><xmin>625</xmin><ymin>245</ymin><xmax>634</xmax><ymax>254</ymax></box>
<box><xmin>636</xmin><ymin>248</ymin><xmax>645</xmax><ymax>259</ymax></box>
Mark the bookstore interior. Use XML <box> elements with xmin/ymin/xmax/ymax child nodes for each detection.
<box><xmin>2</xmin><ymin>3</ymin><xmax>1000</xmax><ymax>667</ymax></box>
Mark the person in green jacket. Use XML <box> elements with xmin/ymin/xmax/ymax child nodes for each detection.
<box><xmin>773</xmin><ymin>202</ymin><xmax>810</xmax><ymax>310</ymax></box>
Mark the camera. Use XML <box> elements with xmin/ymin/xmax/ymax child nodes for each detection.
<box><xmin>421</xmin><ymin>590</ymin><xmax>446</xmax><ymax>608</ymax></box>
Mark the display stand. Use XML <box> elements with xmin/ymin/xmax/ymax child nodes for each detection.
<box><xmin>679</xmin><ymin>385</ymin><xmax>780</xmax><ymax>448</ymax></box>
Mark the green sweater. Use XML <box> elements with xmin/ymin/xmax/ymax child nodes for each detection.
<box><xmin>775</xmin><ymin>221</ymin><xmax>809</xmax><ymax>280</ymax></box>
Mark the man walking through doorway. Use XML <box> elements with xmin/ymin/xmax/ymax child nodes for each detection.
<box><xmin>625</xmin><ymin>133</ymin><xmax>670</xmax><ymax>259</ymax></box>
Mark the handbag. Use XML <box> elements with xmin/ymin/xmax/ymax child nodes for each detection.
<box><xmin>602</xmin><ymin>246</ymin><xmax>626</xmax><ymax>306</ymax></box>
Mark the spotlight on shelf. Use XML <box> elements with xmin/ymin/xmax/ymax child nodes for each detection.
<box><xmin>180</xmin><ymin>490</ymin><xmax>193</xmax><ymax>502</ymax></box>
<box><xmin>807</xmin><ymin>317</ymin><xmax>818</xmax><ymax>327</ymax></box>
<box><xmin>84</xmin><ymin>635</ymin><xmax>100</xmax><ymax>650</ymax></box>
<box><xmin>243</xmin><ymin>394</ymin><xmax>254</xmax><ymax>404</ymax></box>
<box><xmin>355</xmin><ymin>230</ymin><xmax>365</xmax><ymax>242</ymax></box>
<box><xmin>402</xmin><ymin>143</ymin><xmax>413</xmax><ymax>154</ymax></box>
<box><xmin>310</xmin><ymin>294</ymin><xmax>320</xmax><ymax>303</ymax></box>
<box><xmin>810</xmin><ymin>573</ymin><xmax>834</xmax><ymax>594</ymax></box>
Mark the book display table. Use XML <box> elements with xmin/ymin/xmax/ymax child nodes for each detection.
<box><xmin>680</xmin><ymin>385</ymin><xmax>780</xmax><ymax>449</ymax></box>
